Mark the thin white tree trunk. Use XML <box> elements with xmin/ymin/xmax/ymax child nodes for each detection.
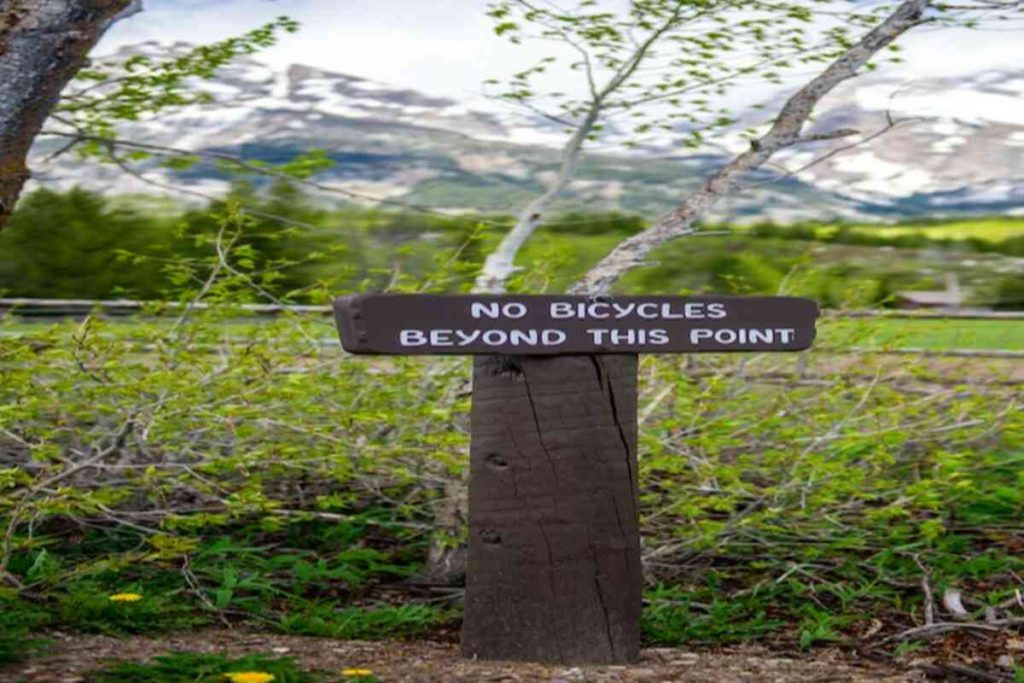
<box><xmin>573</xmin><ymin>0</ymin><xmax>928</xmax><ymax>295</ymax></box>
<box><xmin>474</xmin><ymin>111</ymin><xmax>596</xmax><ymax>294</ymax></box>
<box><xmin>473</xmin><ymin>3</ymin><xmax>685</xmax><ymax>294</ymax></box>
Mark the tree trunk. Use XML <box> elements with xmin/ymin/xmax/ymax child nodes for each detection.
<box><xmin>0</xmin><ymin>0</ymin><xmax>130</xmax><ymax>229</ymax></box>
<box><xmin>419</xmin><ymin>474</ymin><xmax>468</xmax><ymax>585</ymax></box>
<box><xmin>462</xmin><ymin>354</ymin><xmax>641</xmax><ymax>664</ymax></box>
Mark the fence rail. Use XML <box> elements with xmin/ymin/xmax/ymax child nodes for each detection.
<box><xmin>0</xmin><ymin>297</ymin><xmax>332</xmax><ymax>316</ymax></box>
<box><xmin>817</xmin><ymin>346</ymin><xmax>1024</xmax><ymax>358</ymax></box>
<box><xmin>830</xmin><ymin>309</ymin><xmax>1024</xmax><ymax>321</ymax></box>
<box><xmin>3</xmin><ymin>297</ymin><xmax>1024</xmax><ymax>320</ymax></box>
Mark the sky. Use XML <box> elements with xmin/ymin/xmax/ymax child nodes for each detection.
<box><xmin>99</xmin><ymin>0</ymin><xmax>1024</xmax><ymax>105</ymax></box>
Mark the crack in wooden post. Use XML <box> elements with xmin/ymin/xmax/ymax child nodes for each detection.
<box><xmin>521</xmin><ymin>370</ymin><xmax>563</xmax><ymax>491</ymax></box>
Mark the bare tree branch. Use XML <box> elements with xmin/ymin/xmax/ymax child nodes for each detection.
<box><xmin>795</xmin><ymin>128</ymin><xmax>861</xmax><ymax>144</ymax></box>
<box><xmin>40</xmin><ymin>130</ymin><xmax>462</xmax><ymax>218</ymax></box>
<box><xmin>103</xmin><ymin>0</ymin><xmax>142</xmax><ymax>31</ymax></box>
<box><xmin>914</xmin><ymin>554</ymin><xmax>936</xmax><ymax>625</ymax></box>
<box><xmin>750</xmin><ymin>112</ymin><xmax>922</xmax><ymax>189</ymax></box>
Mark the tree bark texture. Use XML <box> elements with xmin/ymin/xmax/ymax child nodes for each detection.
<box><xmin>0</xmin><ymin>0</ymin><xmax>130</xmax><ymax>228</ymax></box>
<box><xmin>462</xmin><ymin>354</ymin><xmax>641</xmax><ymax>664</ymax></box>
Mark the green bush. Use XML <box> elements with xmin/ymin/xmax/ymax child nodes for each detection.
<box><xmin>3</xmin><ymin>302</ymin><xmax>1021</xmax><ymax>647</ymax></box>
<box><xmin>991</xmin><ymin>274</ymin><xmax>1024</xmax><ymax>310</ymax></box>
<box><xmin>0</xmin><ymin>594</ymin><xmax>49</xmax><ymax>664</ymax></box>
<box><xmin>0</xmin><ymin>188</ymin><xmax>177</xmax><ymax>299</ymax></box>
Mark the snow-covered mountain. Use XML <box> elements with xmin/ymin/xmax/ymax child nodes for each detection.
<box><xmin>28</xmin><ymin>42</ymin><xmax>1024</xmax><ymax>222</ymax></box>
<box><xmin>775</xmin><ymin>70</ymin><xmax>1024</xmax><ymax>215</ymax></box>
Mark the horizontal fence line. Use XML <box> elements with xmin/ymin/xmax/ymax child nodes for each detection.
<box><xmin>674</xmin><ymin>371</ymin><xmax>1022</xmax><ymax>388</ymax></box>
<box><xmin>0</xmin><ymin>297</ymin><xmax>333</xmax><ymax>316</ymax></box>
<box><xmin>2</xmin><ymin>297</ymin><xmax>1024</xmax><ymax>320</ymax></box>
<box><xmin>828</xmin><ymin>309</ymin><xmax>1024</xmax><ymax>320</ymax></box>
<box><xmin>2</xmin><ymin>332</ymin><xmax>1021</xmax><ymax>360</ymax></box>
<box><xmin>814</xmin><ymin>346</ymin><xmax>1024</xmax><ymax>358</ymax></box>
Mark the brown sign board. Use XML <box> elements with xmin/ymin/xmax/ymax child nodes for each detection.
<box><xmin>333</xmin><ymin>294</ymin><xmax>818</xmax><ymax>355</ymax></box>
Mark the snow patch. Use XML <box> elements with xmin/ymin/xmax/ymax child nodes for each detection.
<box><xmin>457</xmin><ymin>153</ymin><xmax>529</xmax><ymax>178</ymax></box>
<box><xmin>931</xmin><ymin>136</ymin><xmax>967</xmax><ymax>154</ymax></box>
<box><xmin>857</xmin><ymin>83</ymin><xmax>1024</xmax><ymax>127</ymax></box>
<box><xmin>196</xmin><ymin>81</ymin><xmax>241</xmax><ymax>99</ymax></box>
<box><xmin>497</xmin><ymin>126</ymin><xmax>567</xmax><ymax>147</ymax></box>
<box><xmin>270</xmin><ymin>70</ymin><xmax>291</xmax><ymax>100</ymax></box>
<box><xmin>833</xmin><ymin>151</ymin><xmax>934</xmax><ymax>197</ymax></box>
<box><xmin>930</xmin><ymin>121</ymin><xmax>963</xmax><ymax>137</ymax></box>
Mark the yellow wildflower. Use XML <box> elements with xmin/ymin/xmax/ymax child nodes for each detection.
<box><xmin>224</xmin><ymin>673</ymin><xmax>275</xmax><ymax>683</ymax></box>
<box><xmin>341</xmin><ymin>669</ymin><xmax>374</xmax><ymax>678</ymax></box>
<box><xmin>107</xmin><ymin>593</ymin><xmax>142</xmax><ymax>602</ymax></box>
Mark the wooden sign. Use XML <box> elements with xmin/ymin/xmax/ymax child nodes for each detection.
<box><xmin>333</xmin><ymin>294</ymin><xmax>818</xmax><ymax>355</ymax></box>
<box><xmin>331</xmin><ymin>292</ymin><xmax>819</xmax><ymax>667</ymax></box>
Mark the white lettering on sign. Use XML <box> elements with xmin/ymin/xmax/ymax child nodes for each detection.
<box><xmin>407</xmin><ymin>327</ymin><xmax>800</xmax><ymax>349</ymax></box>
<box><xmin>587</xmin><ymin>329</ymin><xmax>669</xmax><ymax>345</ymax></box>
<box><xmin>399</xmin><ymin>328</ymin><xmax>568</xmax><ymax>348</ymax></box>
<box><xmin>431</xmin><ymin>330</ymin><xmax>454</xmax><ymax>346</ymax></box>
<box><xmin>400</xmin><ymin>330</ymin><xmax>428</xmax><ymax>346</ymax></box>
<box><xmin>689</xmin><ymin>328</ymin><xmax>795</xmax><ymax>345</ymax></box>
<box><xmin>542</xmin><ymin>329</ymin><xmax>568</xmax><ymax>345</ymax></box>
<box><xmin>550</xmin><ymin>301</ymin><xmax>727</xmax><ymax>320</ymax></box>
<box><xmin>470</xmin><ymin>302</ymin><xmax>528</xmax><ymax>319</ymax></box>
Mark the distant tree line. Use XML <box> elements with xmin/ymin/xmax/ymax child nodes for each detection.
<box><xmin>1</xmin><ymin>186</ymin><xmax>1022</xmax><ymax>309</ymax></box>
<box><xmin>748</xmin><ymin>222</ymin><xmax>1024</xmax><ymax>257</ymax></box>
<box><xmin>0</xmin><ymin>183</ymin><xmax>486</xmax><ymax>301</ymax></box>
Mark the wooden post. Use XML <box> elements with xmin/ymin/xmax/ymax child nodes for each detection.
<box><xmin>461</xmin><ymin>354</ymin><xmax>642</xmax><ymax>664</ymax></box>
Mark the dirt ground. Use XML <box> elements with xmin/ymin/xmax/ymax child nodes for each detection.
<box><xmin>2</xmin><ymin>630</ymin><xmax>939</xmax><ymax>683</ymax></box>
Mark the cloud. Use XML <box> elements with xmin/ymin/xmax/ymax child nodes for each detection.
<box><xmin>100</xmin><ymin>0</ymin><xmax>553</xmax><ymax>100</ymax></box>
<box><xmin>100</xmin><ymin>0</ymin><xmax>1022</xmax><ymax>104</ymax></box>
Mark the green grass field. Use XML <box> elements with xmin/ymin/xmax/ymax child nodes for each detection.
<box><xmin>819</xmin><ymin>317</ymin><xmax>1024</xmax><ymax>350</ymax></box>
<box><xmin>817</xmin><ymin>217</ymin><xmax>1024</xmax><ymax>243</ymax></box>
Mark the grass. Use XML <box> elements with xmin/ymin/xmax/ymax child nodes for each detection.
<box><xmin>817</xmin><ymin>217</ymin><xmax>1024</xmax><ymax>243</ymax></box>
<box><xmin>820</xmin><ymin>317</ymin><xmax>1024</xmax><ymax>350</ymax></box>
<box><xmin>3</xmin><ymin>205</ymin><xmax>1023</xmax><ymax>671</ymax></box>
<box><xmin>87</xmin><ymin>652</ymin><xmax>336</xmax><ymax>683</ymax></box>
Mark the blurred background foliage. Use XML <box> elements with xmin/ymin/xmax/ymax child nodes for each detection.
<box><xmin>2</xmin><ymin>184</ymin><xmax>1023</xmax><ymax>309</ymax></box>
